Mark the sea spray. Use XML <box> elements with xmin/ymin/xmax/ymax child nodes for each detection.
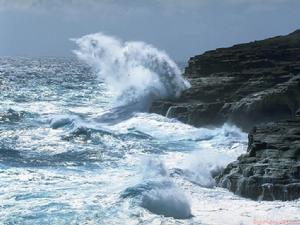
<box><xmin>178</xmin><ymin>124</ymin><xmax>247</xmax><ymax>188</ymax></box>
<box><xmin>72</xmin><ymin>33</ymin><xmax>190</xmax><ymax>109</ymax></box>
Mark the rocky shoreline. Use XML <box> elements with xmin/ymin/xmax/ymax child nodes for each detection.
<box><xmin>151</xmin><ymin>30</ymin><xmax>300</xmax><ymax>131</ymax></box>
<box><xmin>151</xmin><ymin>30</ymin><xmax>300</xmax><ymax>200</ymax></box>
<box><xmin>216</xmin><ymin>113</ymin><xmax>300</xmax><ymax>201</ymax></box>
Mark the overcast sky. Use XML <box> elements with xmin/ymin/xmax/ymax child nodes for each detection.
<box><xmin>0</xmin><ymin>0</ymin><xmax>300</xmax><ymax>60</ymax></box>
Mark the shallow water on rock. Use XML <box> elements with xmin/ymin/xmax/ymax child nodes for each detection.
<box><xmin>0</xmin><ymin>57</ymin><xmax>299</xmax><ymax>225</ymax></box>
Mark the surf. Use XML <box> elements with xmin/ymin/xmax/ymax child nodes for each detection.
<box><xmin>72</xmin><ymin>33</ymin><xmax>190</xmax><ymax>115</ymax></box>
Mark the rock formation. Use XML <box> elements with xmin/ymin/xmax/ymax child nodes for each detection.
<box><xmin>150</xmin><ymin>30</ymin><xmax>300</xmax><ymax>200</ymax></box>
<box><xmin>216</xmin><ymin>115</ymin><xmax>300</xmax><ymax>201</ymax></box>
<box><xmin>151</xmin><ymin>30</ymin><xmax>300</xmax><ymax>131</ymax></box>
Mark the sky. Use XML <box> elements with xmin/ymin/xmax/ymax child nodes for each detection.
<box><xmin>0</xmin><ymin>0</ymin><xmax>300</xmax><ymax>61</ymax></box>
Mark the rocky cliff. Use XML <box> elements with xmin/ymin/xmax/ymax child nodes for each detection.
<box><xmin>151</xmin><ymin>30</ymin><xmax>300</xmax><ymax>131</ymax></box>
<box><xmin>150</xmin><ymin>30</ymin><xmax>300</xmax><ymax>200</ymax></box>
<box><xmin>216</xmin><ymin>114</ymin><xmax>300</xmax><ymax>201</ymax></box>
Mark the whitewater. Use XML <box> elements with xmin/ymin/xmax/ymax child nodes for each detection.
<box><xmin>0</xmin><ymin>33</ymin><xmax>299</xmax><ymax>225</ymax></box>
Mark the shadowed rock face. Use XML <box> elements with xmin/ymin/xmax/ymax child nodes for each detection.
<box><xmin>150</xmin><ymin>30</ymin><xmax>300</xmax><ymax>131</ymax></box>
<box><xmin>215</xmin><ymin>116</ymin><xmax>300</xmax><ymax>201</ymax></box>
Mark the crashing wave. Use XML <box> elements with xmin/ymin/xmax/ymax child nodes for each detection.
<box><xmin>72</xmin><ymin>33</ymin><xmax>190</xmax><ymax>110</ymax></box>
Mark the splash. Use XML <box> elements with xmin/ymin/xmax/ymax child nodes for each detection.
<box><xmin>72</xmin><ymin>33</ymin><xmax>190</xmax><ymax>108</ymax></box>
<box><xmin>122</xmin><ymin>158</ymin><xmax>192</xmax><ymax>219</ymax></box>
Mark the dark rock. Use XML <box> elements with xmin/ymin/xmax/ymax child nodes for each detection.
<box><xmin>215</xmin><ymin>118</ymin><xmax>300</xmax><ymax>201</ymax></box>
<box><xmin>150</xmin><ymin>101</ymin><xmax>177</xmax><ymax>116</ymax></box>
<box><xmin>150</xmin><ymin>30</ymin><xmax>300</xmax><ymax>131</ymax></box>
<box><xmin>164</xmin><ymin>102</ymin><xmax>225</xmax><ymax>127</ymax></box>
<box><xmin>297</xmin><ymin>109</ymin><xmax>300</xmax><ymax>117</ymax></box>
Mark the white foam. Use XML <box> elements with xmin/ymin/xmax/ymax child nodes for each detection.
<box><xmin>72</xmin><ymin>33</ymin><xmax>190</xmax><ymax>107</ymax></box>
<box><xmin>179</xmin><ymin>149</ymin><xmax>239</xmax><ymax>188</ymax></box>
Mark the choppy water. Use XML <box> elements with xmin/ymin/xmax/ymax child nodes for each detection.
<box><xmin>0</xmin><ymin>56</ymin><xmax>299</xmax><ymax>225</ymax></box>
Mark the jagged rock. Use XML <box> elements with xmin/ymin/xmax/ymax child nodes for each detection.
<box><xmin>150</xmin><ymin>30</ymin><xmax>300</xmax><ymax>131</ymax></box>
<box><xmin>215</xmin><ymin>118</ymin><xmax>300</xmax><ymax>201</ymax></box>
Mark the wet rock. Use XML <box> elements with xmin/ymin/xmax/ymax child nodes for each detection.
<box><xmin>150</xmin><ymin>30</ymin><xmax>300</xmax><ymax>131</ymax></box>
<box><xmin>164</xmin><ymin>102</ymin><xmax>225</xmax><ymax>127</ymax></box>
<box><xmin>215</xmin><ymin>118</ymin><xmax>300</xmax><ymax>201</ymax></box>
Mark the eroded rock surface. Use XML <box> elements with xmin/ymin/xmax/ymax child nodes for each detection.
<box><xmin>151</xmin><ymin>30</ymin><xmax>300</xmax><ymax>130</ymax></box>
<box><xmin>215</xmin><ymin>117</ymin><xmax>300</xmax><ymax>201</ymax></box>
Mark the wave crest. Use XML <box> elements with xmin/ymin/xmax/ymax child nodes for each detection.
<box><xmin>72</xmin><ymin>33</ymin><xmax>190</xmax><ymax>108</ymax></box>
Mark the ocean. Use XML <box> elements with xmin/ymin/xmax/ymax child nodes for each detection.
<box><xmin>0</xmin><ymin>33</ymin><xmax>299</xmax><ymax>225</ymax></box>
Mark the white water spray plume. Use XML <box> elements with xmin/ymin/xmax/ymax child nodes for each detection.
<box><xmin>72</xmin><ymin>33</ymin><xmax>190</xmax><ymax>107</ymax></box>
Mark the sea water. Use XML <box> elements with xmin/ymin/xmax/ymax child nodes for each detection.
<box><xmin>0</xmin><ymin>34</ymin><xmax>299</xmax><ymax>225</ymax></box>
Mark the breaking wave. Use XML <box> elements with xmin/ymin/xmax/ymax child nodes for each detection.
<box><xmin>72</xmin><ymin>33</ymin><xmax>190</xmax><ymax>110</ymax></box>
